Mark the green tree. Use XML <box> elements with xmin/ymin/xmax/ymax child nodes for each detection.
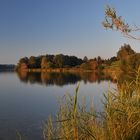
<box><xmin>83</xmin><ymin>56</ymin><xmax>88</xmax><ymax>62</ymax></box>
<box><xmin>46</xmin><ymin>62</ymin><xmax>55</xmax><ymax>69</ymax></box>
<box><xmin>120</xmin><ymin>59</ymin><xmax>128</xmax><ymax>72</ymax></box>
<box><xmin>19</xmin><ymin>57</ymin><xmax>28</xmax><ymax>65</ymax></box>
<box><xmin>46</xmin><ymin>54</ymin><xmax>54</xmax><ymax>62</ymax></box>
<box><xmin>54</xmin><ymin>54</ymin><xmax>64</xmax><ymax>68</ymax></box>
<box><xmin>110</xmin><ymin>56</ymin><xmax>118</xmax><ymax>62</ymax></box>
<box><xmin>28</xmin><ymin>56</ymin><xmax>36</xmax><ymax>68</ymax></box>
<box><xmin>97</xmin><ymin>56</ymin><xmax>102</xmax><ymax>65</ymax></box>
<box><xmin>35</xmin><ymin>56</ymin><xmax>42</xmax><ymax>68</ymax></box>
<box><xmin>127</xmin><ymin>53</ymin><xmax>140</xmax><ymax>71</ymax></box>
<box><xmin>117</xmin><ymin>44</ymin><xmax>135</xmax><ymax>60</ymax></box>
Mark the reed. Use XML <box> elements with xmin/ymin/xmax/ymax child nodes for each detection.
<box><xmin>43</xmin><ymin>69</ymin><xmax>140</xmax><ymax>140</ymax></box>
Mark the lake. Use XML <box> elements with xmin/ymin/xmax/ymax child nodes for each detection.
<box><xmin>0</xmin><ymin>72</ymin><xmax>115</xmax><ymax>140</ymax></box>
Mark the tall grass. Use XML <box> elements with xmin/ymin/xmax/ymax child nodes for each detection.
<box><xmin>43</xmin><ymin>70</ymin><xmax>140</xmax><ymax>140</ymax></box>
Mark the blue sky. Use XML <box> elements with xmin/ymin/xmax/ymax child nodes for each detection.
<box><xmin>0</xmin><ymin>0</ymin><xmax>140</xmax><ymax>64</ymax></box>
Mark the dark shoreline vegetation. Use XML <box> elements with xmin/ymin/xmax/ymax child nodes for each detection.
<box><xmin>0</xmin><ymin>44</ymin><xmax>136</xmax><ymax>80</ymax></box>
<box><xmin>0</xmin><ymin>64</ymin><xmax>15</xmax><ymax>72</ymax></box>
<box><xmin>16</xmin><ymin>44</ymin><xmax>140</xmax><ymax>81</ymax></box>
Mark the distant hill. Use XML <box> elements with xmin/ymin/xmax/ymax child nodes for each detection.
<box><xmin>0</xmin><ymin>64</ymin><xmax>15</xmax><ymax>71</ymax></box>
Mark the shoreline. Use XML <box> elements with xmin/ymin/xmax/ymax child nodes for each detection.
<box><xmin>18</xmin><ymin>67</ymin><xmax>121</xmax><ymax>81</ymax></box>
<box><xmin>18</xmin><ymin>68</ymin><xmax>94</xmax><ymax>73</ymax></box>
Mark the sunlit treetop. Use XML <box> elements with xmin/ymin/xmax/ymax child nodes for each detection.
<box><xmin>102</xmin><ymin>5</ymin><xmax>140</xmax><ymax>40</ymax></box>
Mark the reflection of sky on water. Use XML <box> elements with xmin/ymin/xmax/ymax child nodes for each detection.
<box><xmin>0</xmin><ymin>72</ymin><xmax>115</xmax><ymax>140</ymax></box>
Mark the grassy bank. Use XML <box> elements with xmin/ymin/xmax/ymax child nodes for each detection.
<box><xmin>43</xmin><ymin>69</ymin><xmax>140</xmax><ymax>140</ymax></box>
<box><xmin>103</xmin><ymin>60</ymin><xmax>121</xmax><ymax>80</ymax></box>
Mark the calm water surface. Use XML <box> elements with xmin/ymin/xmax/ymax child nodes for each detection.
<box><xmin>0</xmin><ymin>72</ymin><xmax>115</xmax><ymax>140</ymax></box>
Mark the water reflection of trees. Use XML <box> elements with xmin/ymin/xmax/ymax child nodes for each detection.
<box><xmin>17</xmin><ymin>71</ymin><xmax>113</xmax><ymax>87</ymax></box>
<box><xmin>41</xmin><ymin>72</ymin><xmax>81</xmax><ymax>86</ymax></box>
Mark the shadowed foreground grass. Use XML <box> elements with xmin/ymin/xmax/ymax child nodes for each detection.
<box><xmin>43</xmin><ymin>71</ymin><xmax>140</xmax><ymax>140</ymax></box>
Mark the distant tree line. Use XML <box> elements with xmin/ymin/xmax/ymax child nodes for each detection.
<box><xmin>0</xmin><ymin>64</ymin><xmax>15</xmax><ymax>71</ymax></box>
<box><xmin>17</xmin><ymin>53</ymin><xmax>119</xmax><ymax>71</ymax></box>
<box><xmin>80</xmin><ymin>55</ymin><xmax>119</xmax><ymax>71</ymax></box>
<box><xmin>17</xmin><ymin>44</ymin><xmax>140</xmax><ymax>73</ymax></box>
<box><xmin>80</xmin><ymin>44</ymin><xmax>140</xmax><ymax>73</ymax></box>
<box><xmin>18</xmin><ymin>52</ymin><xmax>118</xmax><ymax>71</ymax></box>
<box><xmin>17</xmin><ymin>54</ymin><xmax>84</xmax><ymax>70</ymax></box>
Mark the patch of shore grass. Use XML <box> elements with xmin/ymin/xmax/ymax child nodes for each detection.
<box><xmin>43</xmin><ymin>69</ymin><xmax>140</xmax><ymax>140</ymax></box>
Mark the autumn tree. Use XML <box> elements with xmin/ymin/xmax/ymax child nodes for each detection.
<box><xmin>117</xmin><ymin>44</ymin><xmax>135</xmax><ymax>60</ymax></box>
<box><xmin>41</xmin><ymin>56</ymin><xmax>48</xmax><ymax>69</ymax></box>
<box><xmin>128</xmin><ymin>53</ymin><xmax>140</xmax><ymax>71</ymax></box>
<box><xmin>53</xmin><ymin>54</ymin><xmax>65</xmax><ymax>68</ymax></box>
<box><xmin>18</xmin><ymin>57</ymin><xmax>29</xmax><ymax>70</ymax></box>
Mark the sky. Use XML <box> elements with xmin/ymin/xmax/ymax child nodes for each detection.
<box><xmin>0</xmin><ymin>0</ymin><xmax>140</xmax><ymax>64</ymax></box>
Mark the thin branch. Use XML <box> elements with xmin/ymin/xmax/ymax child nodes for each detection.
<box><xmin>102</xmin><ymin>5</ymin><xmax>140</xmax><ymax>41</ymax></box>
<box><xmin>123</xmin><ymin>33</ymin><xmax>140</xmax><ymax>40</ymax></box>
